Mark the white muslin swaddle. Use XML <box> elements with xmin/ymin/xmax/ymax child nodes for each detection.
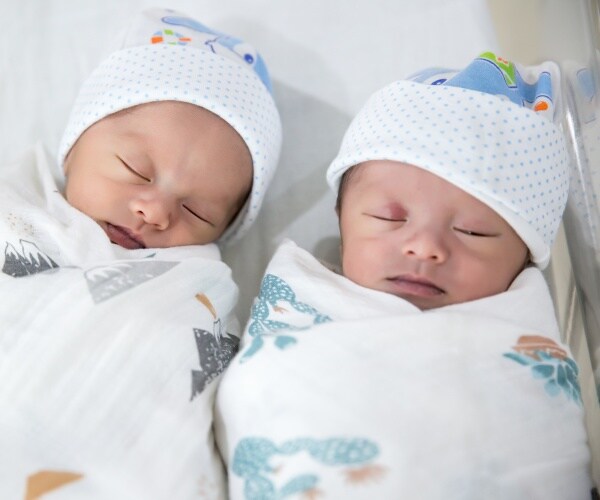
<box><xmin>216</xmin><ymin>240</ymin><xmax>592</xmax><ymax>500</ymax></box>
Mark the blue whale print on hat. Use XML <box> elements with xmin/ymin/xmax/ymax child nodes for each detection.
<box><xmin>161</xmin><ymin>15</ymin><xmax>273</xmax><ymax>93</ymax></box>
<box><xmin>408</xmin><ymin>52</ymin><xmax>554</xmax><ymax>118</ymax></box>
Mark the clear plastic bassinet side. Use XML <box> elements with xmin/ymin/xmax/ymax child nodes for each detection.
<box><xmin>490</xmin><ymin>0</ymin><xmax>600</xmax><ymax>488</ymax></box>
<box><xmin>560</xmin><ymin>0</ymin><xmax>600</xmax><ymax>406</ymax></box>
<box><xmin>553</xmin><ymin>0</ymin><xmax>600</xmax><ymax>489</ymax></box>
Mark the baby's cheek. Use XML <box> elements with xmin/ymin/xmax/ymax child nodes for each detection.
<box><xmin>341</xmin><ymin>242</ymin><xmax>377</xmax><ymax>286</ymax></box>
<box><xmin>455</xmin><ymin>262</ymin><xmax>506</xmax><ymax>302</ymax></box>
<box><xmin>63</xmin><ymin>175</ymin><xmax>86</xmax><ymax>208</ymax></box>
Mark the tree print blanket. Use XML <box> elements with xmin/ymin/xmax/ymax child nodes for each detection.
<box><xmin>0</xmin><ymin>145</ymin><xmax>239</xmax><ymax>499</ymax></box>
<box><xmin>216</xmin><ymin>240</ymin><xmax>592</xmax><ymax>500</ymax></box>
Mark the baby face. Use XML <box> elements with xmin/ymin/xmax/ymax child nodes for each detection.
<box><xmin>338</xmin><ymin>161</ymin><xmax>529</xmax><ymax>310</ymax></box>
<box><xmin>63</xmin><ymin>101</ymin><xmax>252</xmax><ymax>248</ymax></box>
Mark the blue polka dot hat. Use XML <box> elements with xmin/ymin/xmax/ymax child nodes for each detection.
<box><xmin>59</xmin><ymin>8</ymin><xmax>282</xmax><ymax>244</ymax></box>
<box><xmin>327</xmin><ymin>52</ymin><xmax>569</xmax><ymax>268</ymax></box>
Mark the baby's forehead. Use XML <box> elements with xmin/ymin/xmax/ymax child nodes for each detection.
<box><xmin>346</xmin><ymin>164</ymin><xmax>516</xmax><ymax>235</ymax></box>
<box><xmin>347</xmin><ymin>160</ymin><xmax>438</xmax><ymax>187</ymax></box>
<box><xmin>346</xmin><ymin>160</ymin><xmax>501</xmax><ymax>210</ymax></box>
<box><xmin>95</xmin><ymin>101</ymin><xmax>244</xmax><ymax>144</ymax></box>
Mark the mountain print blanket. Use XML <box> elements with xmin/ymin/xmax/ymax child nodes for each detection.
<box><xmin>0</xmin><ymin>145</ymin><xmax>239</xmax><ymax>499</ymax></box>
<box><xmin>216</xmin><ymin>240</ymin><xmax>592</xmax><ymax>500</ymax></box>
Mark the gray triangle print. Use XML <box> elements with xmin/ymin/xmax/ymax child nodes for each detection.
<box><xmin>3</xmin><ymin>239</ymin><xmax>59</xmax><ymax>277</ymax></box>
<box><xmin>84</xmin><ymin>261</ymin><xmax>179</xmax><ymax>303</ymax></box>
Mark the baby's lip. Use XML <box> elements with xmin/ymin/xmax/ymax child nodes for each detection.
<box><xmin>387</xmin><ymin>274</ymin><xmax>445</xmax><ymax>297</ymax></box>
<box><xmin>105</xmin><ymin>223</ymin><xmax>146</xmax><ymax>250</ymax></box>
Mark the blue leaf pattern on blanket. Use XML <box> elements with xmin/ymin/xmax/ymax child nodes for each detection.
<box><xmin>241</xmin><ymin>274</ymin><xmax>332</xmax><ymax>362</ymax></box>
<box><xmin>231</xmin><ymin>437</ymin><xmax>382</xmax><ymax>499</ymax></box>
<box><xmin>503</xmin><ymin>335</ymin><xmax>582</xmax><ymax>404</ymax></box>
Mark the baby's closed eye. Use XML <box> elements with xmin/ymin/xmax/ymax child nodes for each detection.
<box><xmin>183</xmin><ymin>204</ymin><xmax>215</xmax><ymax>227</ymax></box>
<box><xmin>365</xmin><ymin>202</ymin><xmax>407</xmax><ymax>222</ymax></box>
<box><xmin>118</xmin><ymin>156</ymin><xmax>151</xmax><ymax>182</ymax></box>
<box><xmin>453</xmin><ymin>226</ymin><xmax>499</xmax><ymax>238</ymax></box>
<box><xmin>367</xmin><ymin>213</ymin><xmax>407</xmax><ymax>222</ymax></box>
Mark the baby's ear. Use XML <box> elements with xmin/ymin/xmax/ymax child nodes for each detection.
<box><xmin>334</xmin><ymin>194</ymin><xmax>343</xmax><ymax>218</ymax></box>
<box><xmin>62</xmin><ymin>151</ymin><xmax>72</xmax><ymax>176</ymax></box>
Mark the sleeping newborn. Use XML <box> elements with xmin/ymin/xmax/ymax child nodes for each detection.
<box><xmin>215</xmin><ymin>53</ymin><xmax>592</xmax><ymax>499</ymax></box>
<box><xmin>0</xmin><ymin>8</ymin><xmax>280</xmax><ymax>499</ymax></box>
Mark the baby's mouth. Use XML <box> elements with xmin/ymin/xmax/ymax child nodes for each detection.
<box><xmin>387</xmin><ymin>275</ymin><xmax>445</xmax><ymax>298</ymax></box>
<box><xmin>104</xmin><ymin>223</ymin><xmax>146</xmax><ymax>250</ymax></box>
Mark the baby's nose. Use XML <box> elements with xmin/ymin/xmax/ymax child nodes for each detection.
<box><xmin>401</xmin><ymin>228</ymin><xmax>449</xmax><ymax>262</ymax></box>
<box><xmin>131</xmin><ymin>193</ymin><xmax>175</xmax><ymax>230</ymax></box>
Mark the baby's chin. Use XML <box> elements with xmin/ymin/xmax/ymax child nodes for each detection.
<box><xmin>391</xmin><ymin>293</ymin><xmax>444</xmax><ymax>311</ymax></box>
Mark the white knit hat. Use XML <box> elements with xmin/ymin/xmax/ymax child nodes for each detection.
<box><xmin>58</xmin><ymin>8</ymin><xmax>282</xmax><ymax>244</ymax></box>
<box><xmin>327</xmin><ymin>52</ymin><xmax>569</xmax><ymax>268</ymax></box>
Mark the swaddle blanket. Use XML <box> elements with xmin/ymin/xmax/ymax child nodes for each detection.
<box><xmin>216</xmin><ymin>240</ymin><xmax>592</xmax><ymax>500</ymax></box>
<box><xmin>0</xmin><ymin>145</ymin><xmax>239</xmax><ymax>499</ymax></box>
